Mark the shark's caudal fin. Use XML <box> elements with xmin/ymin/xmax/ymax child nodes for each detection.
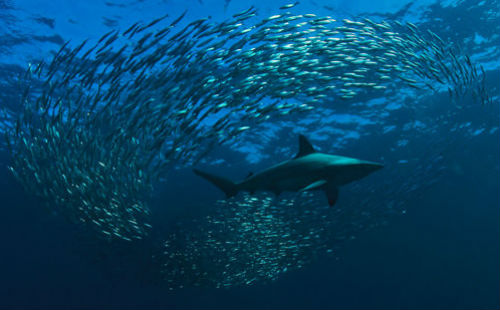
<box><xmin>193</xmin><ymin>168</ymin><xmax>238</xmax><ymax>198</ymax></box>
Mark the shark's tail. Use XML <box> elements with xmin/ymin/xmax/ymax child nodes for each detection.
<box><xmin>193</xmin><ymin>168</ymin><xmax>239</xmax><ymax>198</ymax></box>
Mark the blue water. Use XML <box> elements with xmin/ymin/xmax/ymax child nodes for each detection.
<box><xmin>1</xmin><ymin>0</ymin><xmax>499</xmax><ymax>308</ymax></box>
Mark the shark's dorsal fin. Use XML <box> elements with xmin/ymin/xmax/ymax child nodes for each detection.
<box><xmin>295</xmin><ymin>134</ymin><xmax>316</xmax><ymax>158</ymax></box>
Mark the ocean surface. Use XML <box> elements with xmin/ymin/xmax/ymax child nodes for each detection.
<box><xmin>0</xmin><ymin>0</ymin><xmax>499</xmax><ymax>308</ymax></box>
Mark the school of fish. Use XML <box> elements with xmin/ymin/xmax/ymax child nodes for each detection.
<box><xmin>2</xmin><ymin>3</ymin><xmax>492</xmax><ymax>288</ymax></box>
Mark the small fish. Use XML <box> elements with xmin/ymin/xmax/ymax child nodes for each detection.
<box><xmin>279</xmin><ymin>2</ymin><xmax>299</xmax><ymax>10</ymax></box>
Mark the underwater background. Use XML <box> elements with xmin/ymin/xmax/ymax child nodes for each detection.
<box><xmin>0</xmin><ymin>0</ymin><xmax>499</xmax><ymax>308</ymax></box>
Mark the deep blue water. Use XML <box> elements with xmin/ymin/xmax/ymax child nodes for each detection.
<box><xmin>1</xmin><ymin>0</ymin><xmax>499</xmax><ymax>308</ymax></box>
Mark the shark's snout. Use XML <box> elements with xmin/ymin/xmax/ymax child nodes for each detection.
<box><xmin>332</xmin><ymin>161</ymin><xmax>383</xmax><ymax>185</ymax></box>
<box><xmin>352</xmin><ymin>162</ymin><xmax>384</xmax><ymax>179</ymax></box>
<box><xmin>362</xmin><ymin>162</ymin><xmax>384</xmax><ymax>173</ymax></box>
<box><xmin>370</xmin><ymin>162</ymin><xmax>384</xmax><ymax>170</ymax></box>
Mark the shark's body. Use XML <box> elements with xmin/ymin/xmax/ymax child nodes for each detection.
<box><xmin>193</xmin><ymin>135</ymin><xmax>383</xmax><ymax>207</ymax></box>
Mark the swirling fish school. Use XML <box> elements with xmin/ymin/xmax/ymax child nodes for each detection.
<box><xmin>4</xmin><ymin>4</ymin><xmax>490</xmax><ymax>251</ymax></box>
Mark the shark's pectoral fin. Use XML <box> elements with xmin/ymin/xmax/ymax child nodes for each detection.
<box><xmin>299</xmin><ymin>180</ymin><xmax>327</xmax><ymax>192</ymax></box>
<box><xmin>325</xmin><ymin>185</ymin><xmax>339</xmax><ymax>207</ymax></box>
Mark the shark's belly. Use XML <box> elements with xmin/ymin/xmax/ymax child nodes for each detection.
<box><xmin>273</xmin><ymin>176</ymin><xmax>318</xmax><ymax>191</ymax></box>
<box><xmin>248</xmin><ymin>163</ymin><xmax>328</xmax><ymax>192</ymax></box>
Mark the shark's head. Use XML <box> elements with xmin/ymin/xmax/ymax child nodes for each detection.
<box><xmin>293</xmin><ymin>135</ymin><xmax>384</xmax><ymax>186</ymax></box>
<box><xmin>326</xmin><ymin>160</ymin><xmax>383</xmax><ymax>185</ymax></box>
<box><xmin>351</xmin><ymin>161</ymin><xmax>383</xmax><ymax>179</ymax></box>
<box><xmin>356</xmin><ymin>161</ymin><xmax>384</xmax><ymax>175</ymax></box>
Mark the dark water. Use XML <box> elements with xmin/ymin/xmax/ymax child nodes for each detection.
<box><xmin>0</xmin><ymin>0</ymin><xmax>499</xmax><ymax>308</ymax></box>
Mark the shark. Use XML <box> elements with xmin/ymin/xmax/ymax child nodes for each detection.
<box><xmin>193</xmin><ymin>135</ymin><xmax>383</xmax><ymax>207</ymax></box>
